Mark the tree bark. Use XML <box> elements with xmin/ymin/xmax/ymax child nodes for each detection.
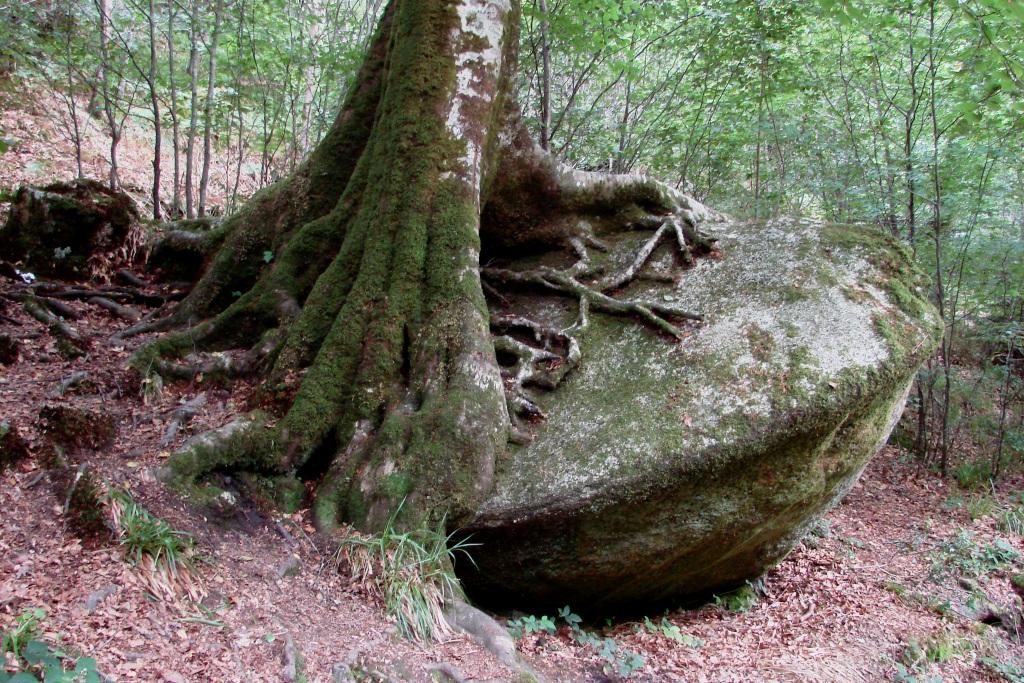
<box><xmin>185</xmin><ymin>0</ymin><xmax>200</xmax><ymax>218</ymax></box>
<box><xmin>167</xmin><ymin>0</ymin><xmax>183</xmax><ymax>217</ymax></box>
<box><xmin>148</xmin><ymin>0</ymin><xmax>162</xmax><ymax>220</ymax></box>
<box><xmin>537</xmin><ymin>0</ymin><xmax>551</xmax><ymax>151</ymax></box>
<box><xmin>198</xmin><ymin>0</ymin><xmax>222</xmax><ymax>217</ymax></box>
<box><xmin>140</xmin><ymin>0</ymin><xmax>715</xmax><ymax>534</ymax></box>
<box><xmin>96</xmin><ymin>0</ymin><xmax>121</xmax><ymax>190</ymax></box>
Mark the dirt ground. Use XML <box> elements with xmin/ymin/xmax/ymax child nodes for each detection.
<box><xmin>3</xmin><ymin>84</ymin><xmax>1024</xmax><ymax>683</ymax></box>
<box><xmin>1</xmin><ymin>264</ymin><xmax>1023</xmax><ymax>683</ymax></box>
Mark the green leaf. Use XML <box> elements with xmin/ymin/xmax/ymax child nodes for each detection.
<box><xmin>22</xmin><ymin>640</ymin><xmax>59</xmax><ymax>668</ymax></box>
<box><xmin>7</xmin><ymin>674</ymin><xmax>39</xmax><ymax>683</ymax></box>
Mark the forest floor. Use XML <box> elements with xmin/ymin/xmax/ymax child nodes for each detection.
<box><xmin>3</xmin><ymin>278</ymin><xmax>1024</xmax><ymax>683</ymax></box>
<box><xmin>3</xmin><ymin>83</ymin><xmax>1024</xmax><ymax>683</ymax></box>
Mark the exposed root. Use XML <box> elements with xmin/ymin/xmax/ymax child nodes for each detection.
<box><xmin>480</xmin><ymin>204</ymin><xmax>712</xmax><ymax>440</ymax></box>
<box><xmin>22</xmin><ymin>296</ymin><xmax>86</xmax><ymax>343</ymax></box>
<box><xmin>147</xmin><ymin>340</ymin><xmax>280</xmax><ymax>382</ymax></box>
<box><xmin>491</xmin><ymin>314</ymin><xmax>580</xmax><ymax>430</ymax></box>
<box><xmin>483</xmin><ymin>263</ymin><xmax>701</xmax><ymax>340</ymax></box>
<box><xmin>112</xmin><ymin>315</ymin><xmax>178</xmax><ymax>342</ymax></box>
<box><xmin>90</xmin><ymin>296</ymin><xmax>141</xmax><ymax>321</ymax></box>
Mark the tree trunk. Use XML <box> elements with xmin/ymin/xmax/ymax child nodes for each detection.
<box><xmin>185</xmin><ymin>0</ymin><xmax>200</xmax><ymax>218</ymax></box>
<box><xmin>198</xmin><ymin>0</ymin><xmax>222</xmax><ymax>217</ymax></box>
<box><xmin>537</xmin><ymin>0</ymin><xmax>551</xmax><ymax>151</ymax></box>
<box><xmin>168</xmin><ymin>0</ymin><xmax>183</xmax><ymax>217</ymax></box>
<box><xmin>96</xmin><ymin>0</ymin><xmax>121</xmax><ymax>190</ymax></box>
<box><xmin>148</xmin><ymin>0</ymin><xmax>162</xmax><ymax>221</ymax></box>
<box><xmin>140</xmin><ymin>0</ymin><xmax>715</xmax><ymax>534</ymax></box>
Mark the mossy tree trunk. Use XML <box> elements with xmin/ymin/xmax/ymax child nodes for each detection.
<box><xmin>139</xmin><ymin>0</ymin><xmax>715</xmax><ymax>533</ymax></box>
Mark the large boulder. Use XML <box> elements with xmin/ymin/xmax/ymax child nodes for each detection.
<box><xmin>459</xmin><ymin>217</ymin><xmax>941</xmax><ymax>612</ymax></box>
<box><xmin>0</xmin><ymin>179</ymin><xmax>140</xmax><ymax>279</ymax></box>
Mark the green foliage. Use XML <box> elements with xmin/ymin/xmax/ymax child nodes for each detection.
<box><xmin>955</xmin><ymin>461</ymin><xmax>993</xmax><ymax>491</ymax></box>
<box><xmin>506</xmin><ymin>614</ymin><xmax>558</xmax><ymax>638</ymax></box>
<box><xmin>505</xmin><ymin>606</ymin><xmax>648</xmax><ymax>679</ymax></box>
<box><xmin>336</xmin><ymin>505</ymin><xmax>475</xmax><ymax>643</ymax></box>
<box><xmin>0</xmin><ymin>610</ymin><xmax>101</xmax><ymax>682</ymax></box>
<box><xmin>894</xmin><ymin>634</ymin><xmax>962</xmax><ymax>682</ymax></box>
<box><xmin>713</xmin><ymin>583</ymin><xmax>759</xmax><ymax>612</ymax></box>
<box><xmin>999</xmin><ymin>505</ymin><xmax>1024</xmax><ymax>535</ymax></box>
<box><xmin>966</xmin><ymin>495</ymin><xmax>996</xmax><ymax>521</ymax></box>
<box><xmin>981</xmin><ymin>656</ymin><xmax>1024</xmax><ymax>683</ymax></box>
<box><xmin>1</xmin><ymin>609</ymin><xmax>45</xmax><ymax>662</ymax></box>
<box><xmin>642</xmin><ymin>616</ymin><xmax>704</xmax><ymax>647</ymax></box>
<box><xmin>109</xmin><ymin>490</ymin><xmax>193</xmax><ymax>576</ymax></box>
<box><xmin>929</xmin><ymin>529</ymin><xmax>1021</xmax><ymax>580</ymax></box>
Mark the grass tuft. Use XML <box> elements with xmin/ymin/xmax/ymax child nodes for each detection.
<box><xmin>109</xmin><ymin>490</ymin><xmax>203</xmax><ymax>601</ymax></box>
<box><xmin>335</xmin><ymin>504</ymin><xmax>476</xmax><ymax>643</ymax></box>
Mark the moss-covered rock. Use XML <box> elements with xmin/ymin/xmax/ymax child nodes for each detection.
<box><xmin>0</xmin><ymin>179</ymin><xmax>140</xmax><ymax>280</ymax></box>
<box><xmin>458</xmin><ymin>217</ymin><xmax>941</xmax><ymax>612</ymax></box>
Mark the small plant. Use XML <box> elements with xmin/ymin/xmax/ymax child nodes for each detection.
<box><xmin>642</xmin><ymin>616</ymin><xmax>703</xmax><ymax>647</ymax></box>
<box><xmin>506</xmin><ymin>614</ymin><xmax>557</xmax><ymax>638</ymax></box>
<box><xmin>141</xmin><ymin>371</ymin><xmax>163</xmax><ymax>405</ymax></box>
<box><xmin>923</xmin><ymin>634</ymin><xmax>958</xmax><ymax>663</ymax></box>
<box><xmin>954</xmin><ymin>459</ymin><xmax>992</xmax><ymax>491</ymax></box>
<box><xmin>895</xmin><ymin>639</ymin><xmax>943</xmax><ymax>683</ymax></box>
<box><xmin>1</xmin><ymin>608</ymin><xmax>45</xmax><ymax>661</ymax></box>
<box><xmin>842</xmin><ymin>535</ymin><xmax>867</xmax><ymax>549</ymax></box>
<box><xmin>557</xmin><ymin>605</ymin><xmax>583</xmax><ymax>631</ymax></box>
<box><xmin>929</xmin><ymin>529</ymin><xmax>1021</xmax><ymax>580</ymax></box>
<box><xmin>884</xmin><ymin>581</ymin><xmax>908</xmax><ymax>598</ymax></box>
<box><xmin>713</xmin><ymin>583</ymin><xmax>759</xmax><ymax>612</ymax></box>
<box><xmin>941</xmin><ymin>495</ymin><xmax>964</xmax><ymax>511</ymax></box>
<box><xmin>967</xmin><ymin>495</ymin><xmax>996</xmax><ymax>521</ymax></box>
<box><xmin>1000</xmin><ymin>506</ymin><xmax>1024</xmax><ymax>535</ymax></box>
<box><xmin>981</xmin><ymin>655</ymin><xmax>1024</xmax><ymax>683</ymax></box>
<box><xmin>337</xmin><ymin>504</ymin><xmax>476</xmax><ymax>642</ymax></box>
<box><xmin>1</xmin><ymin>610</ymin><xmax>101</xmax><ymax>682</ymax></box>
<box><xmin>594</xmin><ymin>637</ymin><xmax>645</xmax><ymax>679</ymax></box>
<box><xmin>109</xmin><ymin>490</ymin><xmax>201</xmax><ymax>601</ymax></box>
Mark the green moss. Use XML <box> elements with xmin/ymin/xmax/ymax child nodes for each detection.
<box><xmin>165</xmin><ymin>412</ymin><xmax>277</xmax><ymax>485</ymax></box>
<box><xmin>745</xmin><ymin>324</ymin><xmax>775</xmax><ymax>363</ymax></box>
<box><xmin>885</xmin><ymin>276</ymin><xmax>929</xmax><ymax>320</ymax></box>
<box><xmin>233</xmin><ymin>473</ymin><xmax>308</xmax><ymax>514</ymax></box>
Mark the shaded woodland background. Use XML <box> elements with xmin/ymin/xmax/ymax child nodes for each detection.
<box><xmin>0</xmin><ymin>0</ymin><xmax>1021</xmax><ymax>483</ymax></box>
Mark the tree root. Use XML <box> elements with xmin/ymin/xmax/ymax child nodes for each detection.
<box><xmin>484</xmin><ymin>212</ymin><xmax>707</xmax><ymax>340</ymax></box>
<box><xmin>479</xmin><ymin>209</ymin><xmax>712</xmax><ymax>441</ymax></box>
<box><xmin>90</xmin><ymin>296</ymin><xmax>141</xmax><ymax>321</ymax></box>
<box><xmin>491</xmin><ymin>314</ymin><xmax>580</xmax><ymax>437</ymax></box>
<box><xmin>483</xmin><ymin>263</ymin><xmax>701</xmax><ymax>340</ymax></box>
<box><xmin>22</xmin><ymin>296</ymin><xmax>86</xmax><ymax>344</ymax></box>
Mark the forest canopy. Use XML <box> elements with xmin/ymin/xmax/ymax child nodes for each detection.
<box><xmin>0</xmin><ymin>0</ymin><xmax>1022</xmax><ymax>501</ymax></box>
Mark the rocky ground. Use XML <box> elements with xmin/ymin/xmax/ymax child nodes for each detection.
<box><xmin>3</xmin><ymin>83</ymin><xmax>1024</xmax><ymax>683</ymax></box>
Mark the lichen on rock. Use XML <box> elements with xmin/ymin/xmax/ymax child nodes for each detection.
<box><xmin>457</xmin><ymin>217</ymin><xmax>941</xmax><ymax>612</ymax></box>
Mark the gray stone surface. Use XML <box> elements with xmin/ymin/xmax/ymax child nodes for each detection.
<box><xmin>460</xmin><ymin>218</ymin><xmax>941</xmax><ymax>611</ymax></box>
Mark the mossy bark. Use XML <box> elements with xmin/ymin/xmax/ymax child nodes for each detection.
<box><xmin>139</xmin><ymin>0</ymin><xmax>710</xmax><ymax>533</ymax></box>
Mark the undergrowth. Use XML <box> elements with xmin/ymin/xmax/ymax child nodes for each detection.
<box><xmin>0</xmin><ymin>609</ymin><xmax>101</xmax><ymax>682</ymax></box>
<box><xmin>928</xmin><ymin>529</ymin><xmax>1020</xmax><ymax>580</ymax></box>
<box><xmin>336</xmin><ymin>505</ymin><xmax>475</xmax><ymax>643</ymax></box>
<box><xmin>108</xmin><ymin>490</ymin><xmax>202</xmax><ymax>601</ymax></box>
